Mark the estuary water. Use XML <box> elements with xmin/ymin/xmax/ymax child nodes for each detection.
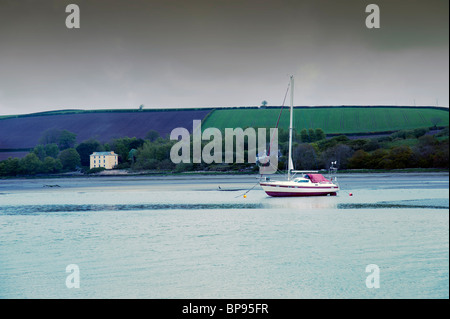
<box><xmin>0</xmin><ymin>173</ymin><xmax>448</xmax><ymax>299</ymax></box>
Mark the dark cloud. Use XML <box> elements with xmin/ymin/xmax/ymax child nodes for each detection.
<box><xmin>0</xmin><ymin>0</ymin><xmax>448</xmax><ymax>115</ymax></box>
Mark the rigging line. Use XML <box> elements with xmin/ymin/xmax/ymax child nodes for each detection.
<box><xmin>261</xmin><ymin>79</ymin><xmax>291</xmax><ymax>175</ymax></box>
<box><xmin>274</xmin><ymin>81</ymin><xmax>291</xmax><ymax>133</ymax></box>
<box><xmin>234</xmin><ymin>181</ymin><xmax>260</xmax><ymax>198</ymax></box>
<box><xmin>291</xmin><ymin>85</ymin><xmax>296</xmax><ymax>176</ymax></box>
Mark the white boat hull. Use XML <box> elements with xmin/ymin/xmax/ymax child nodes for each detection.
<box><xmin>260</xmin><ymin>181</ymin><xmax>339</xmax><ymax>197</ymax></box>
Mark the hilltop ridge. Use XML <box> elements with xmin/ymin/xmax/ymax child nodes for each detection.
<box><xmin>0</xmin><ymin>105</ymin><xmax>448</xmax><ymax>161</ymax></box>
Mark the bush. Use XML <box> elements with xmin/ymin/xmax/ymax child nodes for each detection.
<box><xmin>157</xmin><ymin>159</ymin><xmax>175</xmax><ymax>170</ymax></box>
<box><xmin>299</xmin><ymin>128</ymin><xmax>326</xmax><ymax>143</ymax></box>
<box><xmin>367</xmin><ymin>149</ymin><xmax>389</xmax><ymax>169</ymax></box>
<box><xmin>377</xmin><ymin>136</ymin><xmax>393</xmax><ymax>143</ymax></box>
<box><xmin>348</xmin><ymin>150</ymin><xmax>371</xmax><ymax>169</ymax></box>
<box><xmin>111</xmin><ymin>137</ymin><xmax>145</xmax><ymax>163</ymax></box>
<box><xmin>38</xmin><ymin>129</ymin><xmax>76</xmax><ymax>150</ymax></box>
<box><xmin>386</xmin><ymin>146</ymin><xmax>414</xmax><ymax>169</ymax></box>
<box><xmin>316</xmin><ymin>135</ymin><xmax>350</xmax><ymax>152</ymax></box>
<box><xmin>321</xmin><ymin>144</ymin><xmax>354</xmax><ymax>169</ymax></box>
<box><xmin>300</xmin><ymin>129</ymin><xmax>309</xmax><ymax>143</ymax></box>
<box><xmin>436</xmin><ymin>126</ymin><xmax>449</xmax><ymax>137</ymax></box>
<box><xmin>58</xmin><ymin>148</ymin><xmax>81</xmax><ymax>171</ymax></box>
<box><xmin>0</xmin><ymin>157</ymin><xmax>20</xmax><ymax>176</ymax></box>
<box><xmin>145</xmin><ymin>130</ymin><xmax>160</xmax><ymax>142</ymax></box>
<box><xmin>86</xmin><ymin>167</ymin><xmax>106</xmax><ymax>174</ymax></box>
<box><xmin>42</xmin><ymin>156</ymin><xmax>63</xmax><ymax>173</ymax></box>
<box><xmin>348</xmin><ymin>139</ymin><xmax>368</xmax><ymax>151</ymax></box>
<box><xmin>134</xmin><ymin>158</ymin><xmax>158</xmax><ymax>170</ymax></box>
<box><xmin>391</xmin><ymin>130</ymin><xmax>411</xmax><ymax>140</ymax></box>
<box><xmin>413</xmin><ymin>128</ymin><xmax>428</xmax><ymax>138</ymax></box>
<box><xmin>133</xmin><ymin>140</ymin><xmax>175</xmax><ymax>169</ymax></box>
<box><xmin>363</xmin><ymin>139</ymin><xmax>380</xmax><ymax>152</ymax></box>
<box><xmin>433</xmin><ymin>139</ymin><xmax>449</xmax><ymax>168</ymax></box>
<box><xmin>76</xmin><ymin>139</ymin><xmax>103</xmax><ymax>166</ymax></box>
<box><xmin>293</xmin><ymin>143</ymin><xmax>320</xmax><ymax>170</ymax></box>
<box><xmin>175</xmin><ymin>162</ymin><xmax>194</xmax><ymax>172</ymax></box>
<box><xmin>19</xmin><ymin>153</ymin><xmax>42</xmax><ymax>175</ymax></box>
<box><xmin>315</xmin><ymin>128</ymin><xmax>326</xmax><ymax>141</ymax></box>
<box><xmin>58</xmin><ymin>130</ymin><xmax>77</xmax><ymax>150</ymax></box>
<box><xmin>116</xmin><ymin>162</ymin><xmax>131</xmax><ymax>169</ymax></box>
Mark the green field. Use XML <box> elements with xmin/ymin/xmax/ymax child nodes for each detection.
<box><xmin>202</xmin><ymin>106</ymin><xmax>449</xmax><ymax>135</ymax></box>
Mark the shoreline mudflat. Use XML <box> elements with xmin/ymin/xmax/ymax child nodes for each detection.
<box><xmin>1</xmin><ymin>172</ymin><xmax>448</xmax><ymax>193</ymax></box>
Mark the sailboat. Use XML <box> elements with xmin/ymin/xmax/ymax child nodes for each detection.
<box><xmin>259</xmin><ymin>76</ymin><xmax>339</xmax><ymax>197</ymax></box>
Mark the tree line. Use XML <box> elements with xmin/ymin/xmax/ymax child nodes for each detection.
<box><xmin>0</xmin><ymin>126</ymin><xmax>448</xmax><ymax>176</ymax></box>
<box><xmin>289</xmin><ymin>129</ymin><xmax>449</xmax><ymax>171</ymax></box>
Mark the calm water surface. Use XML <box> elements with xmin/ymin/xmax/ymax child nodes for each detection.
<box><xmin>0</xmin><ymin>173</ymin><xmax>448</xmax><ymax>298</ymax></box>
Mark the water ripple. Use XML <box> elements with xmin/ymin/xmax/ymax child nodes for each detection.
<box><xmin>338</xmin><ymin>198</ymin><xmax>449</xmax><ymax>210</ymax></box>
<box><xmin>0</xmin><ymin>203</ymin><xmax>264</xmax><ymax>214</ymax></box>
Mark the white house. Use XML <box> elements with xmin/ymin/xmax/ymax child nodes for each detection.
<box><xmin>89</xmin><ymin>151</ymin><xmax>118</xmax><ymax>169</ymax></box>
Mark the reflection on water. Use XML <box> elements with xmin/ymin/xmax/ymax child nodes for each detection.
<box><xmin>4</xmin><ymin>197</ymin><xmax>446</xmax><ymax>215</ymax></box>
<box><xmin>0</xmin><ymin>203</ymin><xmax>265</xmax><ymax>214</ymax></box>
<box><xmin>266</xmin><ymin>197</ymin><xmax>339</xmax><ymax>210</ymax></box>
<box><xmin>0</xmin><ymin>193</ymin><xmax>448</xmax><ymax>215</ymax></box>
<box><xmin>339</xmin><ymin>198</ymin><xmax>449</xmax><ymax>210</ymax></box>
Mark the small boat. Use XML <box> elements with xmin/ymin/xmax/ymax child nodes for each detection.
<box><xmin>260</xmin><ymin>171</ymin><xmax>339</xmax><ymax>197</ymax></box>
<box><xmin>260</xmin><ymin>76</ymin><xmax>339</xmax><ymax>197</ymax></box>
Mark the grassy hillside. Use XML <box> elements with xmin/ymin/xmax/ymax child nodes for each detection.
<box><xmin>0</xmin><ymin>109</ymin><xmax>212</xmax><ymax>150</ymax></box>
<box><xmin>0</xmin><ymin>107</ymin><xmax>213</xmax><ymax>120</ymax></box>
<box><xmin>0</xmin><ymin>106</ymin><xmax>448</xmax><ymax>161</ymax></box>
<box><xmin>202</xmin><ymin>106</ymin><xmax>449</xmax><ymax>135</ymax></box>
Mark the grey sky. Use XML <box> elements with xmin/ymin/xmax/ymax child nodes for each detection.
<box><xmin>0</xmin><ymin>0</ymin><xmax>448</xmax><ymax>115</ymax></box>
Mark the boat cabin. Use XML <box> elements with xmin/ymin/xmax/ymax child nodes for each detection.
<box><xmin>293</xmin><ymin>173</ymin><xmax>332</xmax><ymax>184</ymax></box>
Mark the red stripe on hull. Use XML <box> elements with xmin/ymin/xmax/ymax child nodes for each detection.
<box><xmin>260</xmin><ymin>183</ymin><xmax>337</xmax><ymax>189</ymax></box>
<box><xmin>265</xmin><ymin>191</ymin><xmax>337</xmax><ymax>197</ymax></box>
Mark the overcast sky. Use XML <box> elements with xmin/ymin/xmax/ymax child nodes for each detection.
<box><xmin>0</xmin><ymin>0</ymin><xmax>448</xmax><ymax>115</ymax></box>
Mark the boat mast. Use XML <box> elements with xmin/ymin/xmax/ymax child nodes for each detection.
<box><xmin>287</xmin><ymin>75</ymin><xmax>294</xmax><ymax>181</ymax></box>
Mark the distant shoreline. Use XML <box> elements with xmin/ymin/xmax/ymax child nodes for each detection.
<box><xmin>1</xmin><ymin>168</ymin><xmax>448</xmax><ymax>180</ymax></box>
